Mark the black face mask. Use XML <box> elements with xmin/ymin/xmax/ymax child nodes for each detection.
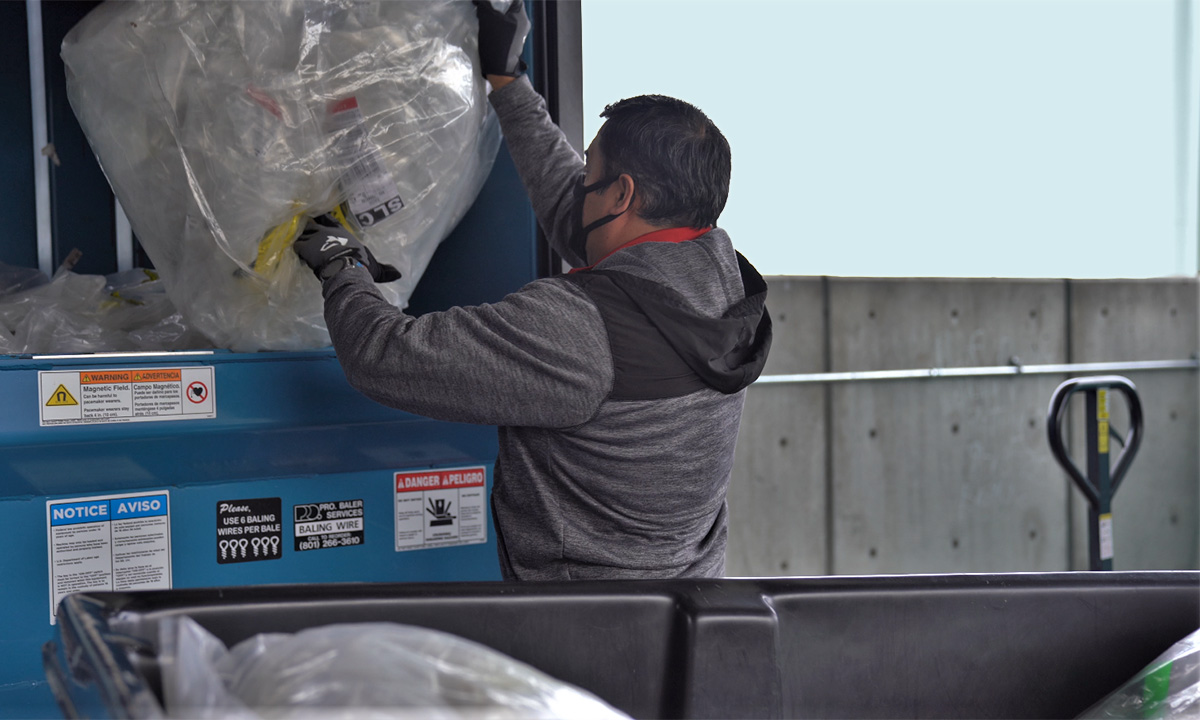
<box><xmin>568</xmin><ymin>174</ymin><xmax>626</xmax><ymax>263</ymax></box>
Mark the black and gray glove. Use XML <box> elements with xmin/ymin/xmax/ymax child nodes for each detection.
<box><xmin>293</xmin><ymin>214</ymin><xmax>401</xmax><ymax>283</ymax></box>
<box><xmin>472</xmin><ymin>0</ymin><xmax>530</xmax><ymax>78</ymax></box>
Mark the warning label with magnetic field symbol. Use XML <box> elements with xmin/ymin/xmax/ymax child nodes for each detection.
<box><xmin>39</xmin><ymin>367</ymin><xmax>215</xmax><ymax>426</ymax></box>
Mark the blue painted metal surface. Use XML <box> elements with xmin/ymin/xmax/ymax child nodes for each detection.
<box><xmin>0</xmin><ymin>1</ymin><xmax>37</xmax><ymax>269</ymax></box>
<box><xmin>0</xmin><ymin>351</ymin><xmax>508</xmax><ymax>716</ymax></box>
<box><xmin>408</xmin><ymin>142</ymin><xmax>540</xmax><ymax>316</ymax></box>
<box><xmin>42</xmin><ymin>0</ymin><xmax>114</xmax><ymax>276</ymax></box>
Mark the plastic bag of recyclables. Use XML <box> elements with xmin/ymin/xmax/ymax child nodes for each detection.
<box><xmin>1077</xmin><ymin>627</ymin><xmax>1199</xmax><ymax>719</ymax></box>
<box><xmin>62</xmin><ymin>0</ymin><xmax>501</xmax><ymax>352</ymax></box>
<box><xmin>0</xmin><ymin>260</ymin><xmax>210</xmax><ymax>355</ymax></box>
<box><xmin>160</xmin><ymin>616</ymin><xmax>631</xmax><ymax>719</ymax></box>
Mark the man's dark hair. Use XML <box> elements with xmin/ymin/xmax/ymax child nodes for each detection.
<box><xmin>597</xmin><ymin>95</ymin><xmax>731</xmax><ymax>229</ymax></box>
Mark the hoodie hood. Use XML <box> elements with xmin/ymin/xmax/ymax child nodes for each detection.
<box><xmin>566</xmin><ymin>251</ymin><xmax>772</xmax><ymax>399</ymax></box>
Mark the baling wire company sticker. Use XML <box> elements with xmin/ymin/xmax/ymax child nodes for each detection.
<box><xmin>46</xmin><ymin>491</ymin><xmax>172</xmax><ymax>624</ymax></box>
<box><xmin>394</xmin><ymin>466</ymin><xmax>487</xmax><ymax>552</ymax></box>
<box><xmin>293</xmin><ymin>499</ymin><xmax>365</xmax><ymax>551</ymax></box>
<box><xmin>216</xmin><ymin>498</ymin><xmax>282</xmax><ymax>564</ymax></box>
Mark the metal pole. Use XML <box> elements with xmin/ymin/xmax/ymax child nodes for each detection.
<box><xmin>755</xmin><ymin>358</ymin><xmax>1198</xmax><ymax>385</ymax></box>
<box><xmin>115</xmin><ymin>199</ymin><xmax>133</xmax><ymax>272</ymax></box>
<box><xmin>1083</xmin><ymin>390</ymin><xmax>1114</xmax><ymax>571</ymax></box>
<box><xmin>27</xmin><ymin>0</ymin><xmax>53</xmax><ymax>278</ymax></box>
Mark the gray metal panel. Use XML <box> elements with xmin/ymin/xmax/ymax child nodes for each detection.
<box><xmin>828</xmin><ymin>279</ymin><xmax>1070</xmax><ymax>573</ymax></box>
<box><xmin>1067</xmin><ymin>279</ymin><xmax>1199</xmax><ymax>570</ymax></box>
<box><xmin>552</xmin><ymin>0</ymin><xmax>583</xmax><ymax>156</ymax></box>
<box><xmin>831</xmin><ymin>377</ymin><xmax>1071</xmax><ymax>574</ymax></box>
<box><xmin>727</xmin><ymin>277</ymin><xmax>825</xmax><ymax>576</ymax></box>
<box><xmin>829</xmin><ymin>278</ymin><xmax>1067</xmax><ymax>370</ymax></box>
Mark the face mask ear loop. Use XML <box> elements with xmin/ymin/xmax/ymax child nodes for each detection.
<box><xmin>578</xmin><ymin>175</ymin><xmax>619</xmax><ymax>198</ymax></box>
<box><xmin>571</xmin><ymin>175</ymin><xmax>631</xmax><ymax>264</ymax></box>
<box><xmin>579</xmin><ymin>174</ymin><xmax>635</xmax><ymax>226</ymax></box>
<box><xmin>580</xmin><ymin>207</ymin><xmax>624</xmax><ymax>236</ymax></box>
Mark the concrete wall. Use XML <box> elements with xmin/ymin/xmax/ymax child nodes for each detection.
<box><xmin>727</xmin><ymin>277</ymin><xmax>1199</xmax><ymax>577</ymax></box>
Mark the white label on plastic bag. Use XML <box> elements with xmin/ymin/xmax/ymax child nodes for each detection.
<box><xmin>1099</xmin><ymin>513</ymin><xmax>1114</xmax><ymax>561</ymax></box>
<box><xmin>46</xmin><ymin>491</ymin><xmax>172</xmax><ymax>624</ymax></box>
<box><xmin>328</xmin><ymin>97</ymin><xmax>405</xmax><ymax>229</ymax></box>
<box><xmin>38</xmin><ymin>367</ymin><xmax>215</xmax><ymax>426</ymax></box>
<box><xmin>394</xmin><ymin>467</ymin><xmax>487</xmax><ymax>552</ymax></box>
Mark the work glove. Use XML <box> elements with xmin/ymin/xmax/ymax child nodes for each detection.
<box><xmin>292</xmin><ymin>214</ymin><xmax>402</xmax><ymax>283</ymax></box>
<box><xmin>472</xmin><ymin>0</ymin><xmax>530</xmax><ymax>78</ymax></box>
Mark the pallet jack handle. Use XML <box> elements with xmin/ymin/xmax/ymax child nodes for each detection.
<box><xmin>1047</xmin><ymin>375</ymin><xmax>1144</xmax><ymax>570</ymax></box>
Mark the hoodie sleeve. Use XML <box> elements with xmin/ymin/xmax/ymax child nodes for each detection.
<box><xmin>488</xmin><ymin>76</ymin><xmax>587</xmax><ymax>268</ymax></box>
<box><xmin>320</xmin><ymin>266</ymin><xmax>612</xmax><ymax>428</ymax></box>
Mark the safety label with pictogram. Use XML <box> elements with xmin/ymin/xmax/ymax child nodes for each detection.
<box><xmin>394</xmin><ymin>466</ymin><xmax>487</xmax><ymax>552</ymax></box>
<box><xmin>216</xmin><ymin>498</ymin><xmax>282</xmax><ymax>564</ymax></box>
<box><xmin>46</xmin><ymin>491</ymin><xmax>171</xmax><ymax>624</ymax></box>
<box><xmin>293</xmin><ymin>498</ymin><xmax>365</xmax><ymax>552</ymax></box>
<box><xmin>38</xmin><ymin>366</ymin><xmax>215</xmax><ymax>426</ymax></box>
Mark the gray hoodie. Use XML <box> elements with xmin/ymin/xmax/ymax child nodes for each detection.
<box><xmin>321</xmin><ymin>77</ymin><xmax>771</xmax><ymax>580</ymax></box>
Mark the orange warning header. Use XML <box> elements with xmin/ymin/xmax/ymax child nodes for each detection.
<box><xmin>81</xmin><ymin>371</ymin><xmax>131</xmax><ymax>384</ymax></box>
<box><xmin>395</xmin><ymin>467</ymin><xmax>486</xmax><ymax>493</ymax></box>
<box><xmin>132</xmin><ymin>369</ymin><xmax>181</xmax><ymax>382</ymax></box>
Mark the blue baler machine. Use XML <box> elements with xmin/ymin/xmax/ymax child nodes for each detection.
<box><xmin>0</xmin><ymin>2</ymin><xmax>573</xmax><ymax>715</ymax></box>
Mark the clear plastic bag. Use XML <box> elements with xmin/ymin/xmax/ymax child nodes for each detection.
<box><xmin>159</xmin><ymin>616</ymin><xmax>630</xmax><ymax>720</ymax></box>
<box><xmin>1078</xmin><ymin>628</ymin><xmax>1200</xmax><ymax>719</ymax></box>
<box><xmin>0</xmin><ymin>272</ymin><xmax>110</xmax><ymax>354</ymax></box>
<box><xmin>61</xmin><ymin>1</ymin><xmax>500</xmax><ymax>352</ymax></box>
<box><xmin>0</xmin><ymin>268</ymin><xmax>209</xmax><ymax>355</ymax></box>
<box><xmin>0</xmin><ymin>260</ymin><xmax>49</xmax><ymax>298</ymax></box>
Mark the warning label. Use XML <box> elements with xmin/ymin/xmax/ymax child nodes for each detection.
<box><xmin>216</xmin><ymin>498</ymin><xmax>282</xmax><ymax>564</ymax></box>
<box><xmin>394</xmin><ymin>466</ymin><xmax>487</xmax><ymax>552</ymax></box>
<box><xmin>293</xmin><ymin>499</ymin><xmax>365</xmax><ymax>552</ymax></box>
<box><xmin>46</xmin><ymin>491</ymin><xmax>171</xmax><ymax>624</ymax></box>
<box><xmin>38</xmin><ymin>367</ymin><xmax>215</xmax><ymax>426</ymax></box>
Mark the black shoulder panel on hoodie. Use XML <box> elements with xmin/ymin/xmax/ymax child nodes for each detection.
<box><xmin>562</xmin><ymin>252</ymin><xmax>773</xmax><ymax>401</ymax></box>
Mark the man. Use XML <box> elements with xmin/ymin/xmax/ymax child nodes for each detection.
<box><xmin>294</xmin><ymin>0</ymin><xmax>771</xmax><ymax>580</ymax></box>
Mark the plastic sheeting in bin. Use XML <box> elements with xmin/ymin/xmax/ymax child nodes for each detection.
<box><xmin>159</xmin><ymin>616</ymin><xmax>629</xmax><ymax>719</ymax></box>
<box><xmin>0</xmin><ymin>263</ymin><xmax>209</xmax><ymax>354</ymax></box>
<box><xmin>61</xmin><ymin>0</ymin><xmax>501</xmax><ymax>351</ymax></box>
<box><xmin>1079</xmin><ymin>628</ymin><xmax>1200</xmax><ymax>719</ymax></box>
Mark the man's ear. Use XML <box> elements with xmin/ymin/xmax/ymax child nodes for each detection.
<box><xmin>611</xmin><ymin>173</ymin><xmax>637</xmax><ymax>214</ymax></box>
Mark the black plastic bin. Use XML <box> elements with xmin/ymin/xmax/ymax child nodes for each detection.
<box><xmin>44</xmin><ymin>572</ymin><xmax>1200</xmax><ymax>719</ymax></box>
